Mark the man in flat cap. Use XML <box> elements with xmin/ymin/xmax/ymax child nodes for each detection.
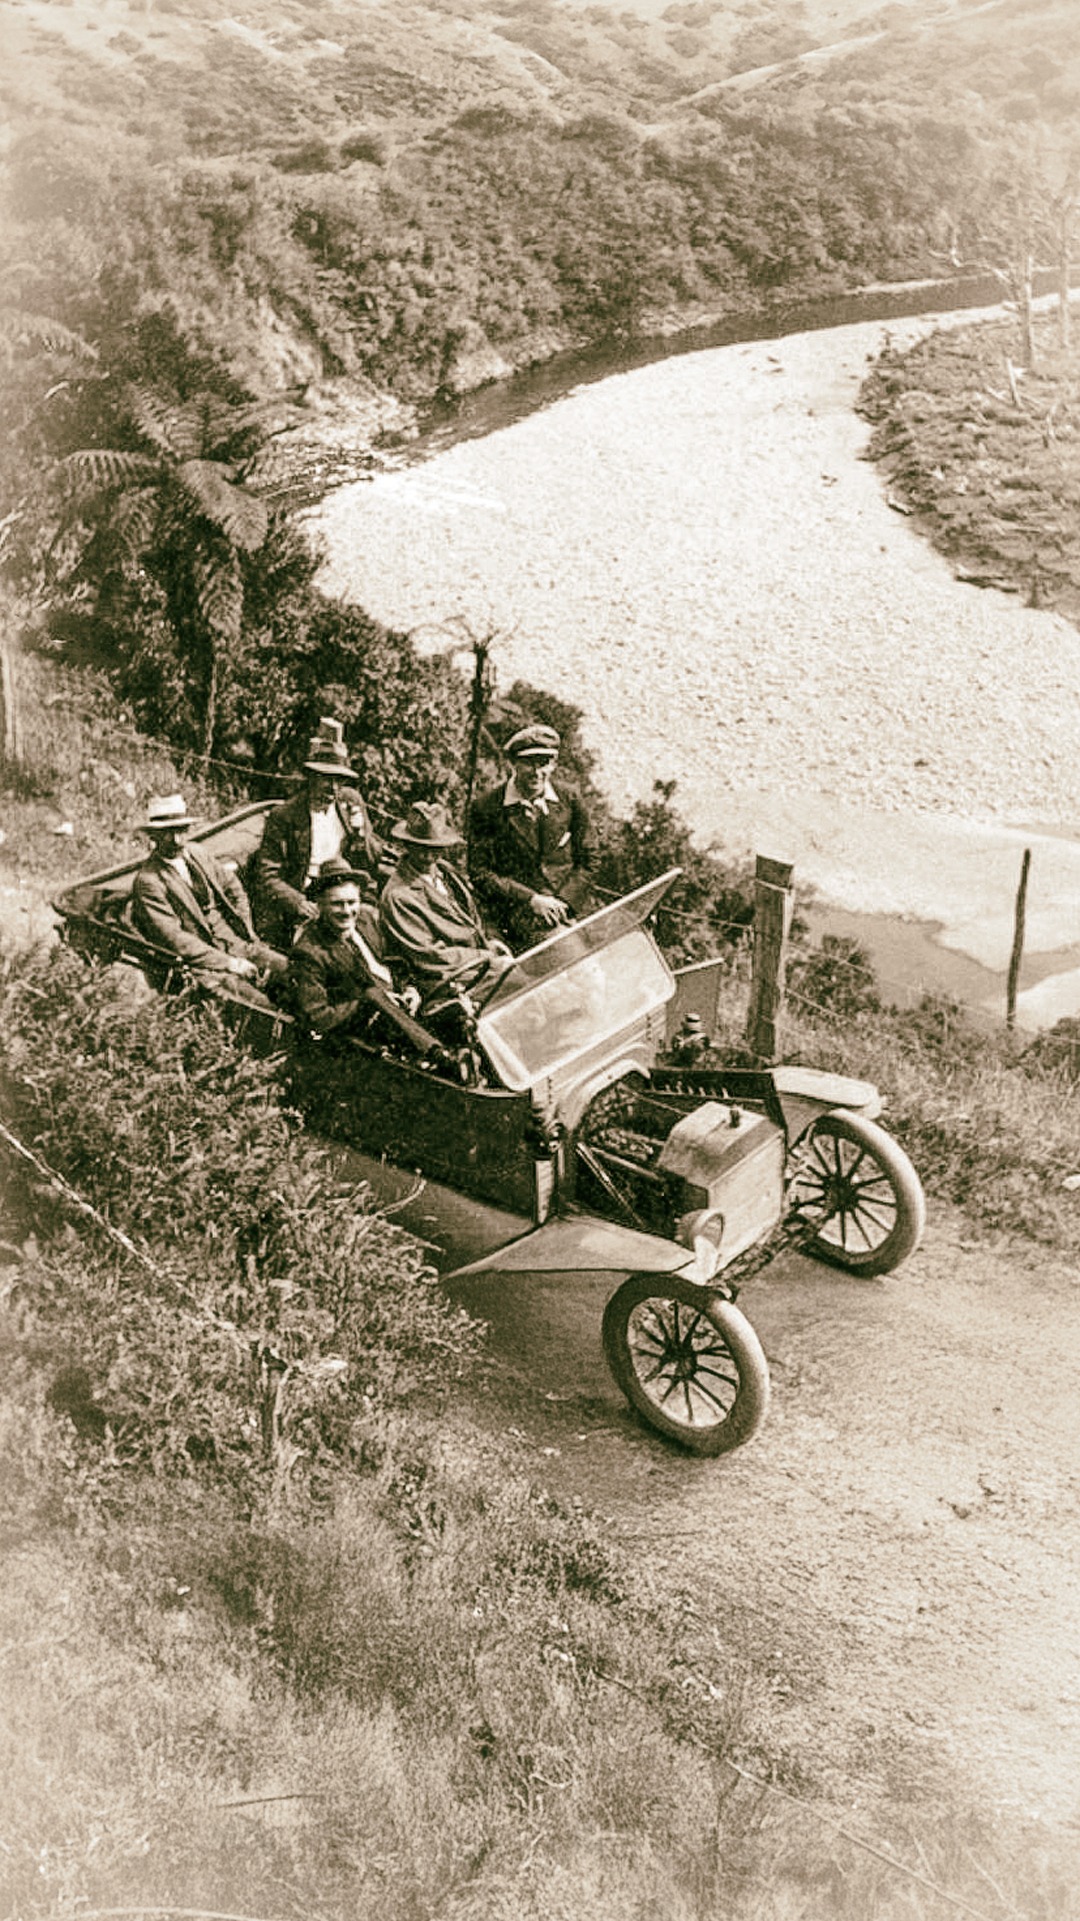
<box><xmin>469</xmin><ymin>723</ymin><xmax>595</xmax><ymax>949</ymax></box>
<box><xmin>379</xmin><ymin>801</ymin><xmax>511</xmax><ymax>1005</ymax></box>
<box><xmin>288</xmin><ymin>856</ymin><xmax>433</xmax><ymax>1050</ymax></box>
<box><xmin>132</xmin><ymin>794</ymin><xmax>287</xmax><ymax>1001</ymax></box>
<box><xmin>252</xmin><ymin>717</ymin><xmax>385</xmax><ymax>949</ymax></box>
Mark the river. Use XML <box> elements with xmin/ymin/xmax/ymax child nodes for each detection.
<box><xmin>312</xmin><ymin>283</ymin><xmax>1080</xmax><ymax>1028</ymax></box>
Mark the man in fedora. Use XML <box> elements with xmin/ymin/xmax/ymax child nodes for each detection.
<box><xmin>252</xmin><ymin>717</ymin><xmax>385</xmax><ymax>949</ymax></box>
<box><xmin>288</xmin><ymin>856</ymin><xmax>431</xmax><ymax>1051</ymax></box>
<box><xmin>379</xmin><ymin>801</ymin><xmax>511</xmax><ymax>1002</ymax></box>
<box><xmin>469</xmin><ymin>723</ymin><xmax>595</xmax><ymax>948</ymax></box>
<box><xmin>132</xmin><ymin>794</ymin><xmax>287</xmax><ymax>1000</ymax></box>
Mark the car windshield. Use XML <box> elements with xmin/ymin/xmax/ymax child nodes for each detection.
<box><xmin>477</xmin><ymin>928</ymin><xmax>673</xmax><ymax>1091</ymax></box>
<box><xmin>478</xmin><ymin>870</ymin><xmax>681</xmax><ymax>1016</ymax></box>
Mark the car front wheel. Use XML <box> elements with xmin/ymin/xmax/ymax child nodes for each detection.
<box><xmin>602</xmin><ymin>1274</ymin><xmax>770</xmax><ymax>1457</ymax></box>
<box><xmin>788</xmin><ymin>1111</ymin><xmax>925</xmax><ymax>1277</ymax></box>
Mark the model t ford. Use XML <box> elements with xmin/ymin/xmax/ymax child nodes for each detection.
<box><xmin>56</xmin><ymin>802</ymin><xmax>925</xmax><ymax>1457</ymax></box>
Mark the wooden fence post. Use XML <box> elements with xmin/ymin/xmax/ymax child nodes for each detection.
<box><xmin>0</xmin><ymin>641</ymin><xmax>21</xmax><ymax>766</ymax></box>
<box><xmin>745</xmin><ymin>854</ymin><xmax>794</xmax><ymax>1063</ymax></box>
<box><xmin>1006</xmin><ymin>847</ymin><xmax>1031</xmax><ymax>1033</ymax></box>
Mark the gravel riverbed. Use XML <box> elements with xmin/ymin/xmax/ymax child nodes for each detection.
<box><xmin>313</xmin><ymin>313</ymin><xmax>1080</xmax><ymax>953</ymax></box>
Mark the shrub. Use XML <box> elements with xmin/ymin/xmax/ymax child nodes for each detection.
<box><xmin>786</xmin><ymin>934</ymin><xmax>881</xmax><ymax>1023</ymax></box>
<box><xmin>0</xmin><ymin>947</ymin><xmax>481</xmax><ymax>1480</ymax></box>
<box><xmin>339</xmin><ymin>130</ymin><xmax>386</xmax><ymax>166</ymax></box>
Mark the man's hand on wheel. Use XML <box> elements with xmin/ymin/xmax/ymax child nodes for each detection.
<box><xmin>529</xmin><ymin>892</ymin><xmax>571</xmax><ymax>926</ymax></box>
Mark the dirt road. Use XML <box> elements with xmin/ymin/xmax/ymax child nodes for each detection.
<box><xmin>454</xmin><ymin>1206</ymin><xmax>1080</xmax><ymax>1829</ymax></box>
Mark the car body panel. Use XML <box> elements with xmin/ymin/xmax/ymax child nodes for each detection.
<box><xmin>445</xmin><ymin>1213</ymin><xmax>700</xmax><ymax>1280</ymax></box>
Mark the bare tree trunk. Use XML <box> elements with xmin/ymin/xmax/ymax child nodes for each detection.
<box><xmin>0</xmin><ymin>640</ymin><xmax>22</xmax><ymax>767</ymax></box>
<box><xmin>201</xmin><ymin>639</ymin><xmax>218</xmax><ymax>769</ymax></box>
<box><xmin>1017</xmin><ymin>250</ymin><xmax>1036</xmax><ymax>371</ymax></box>
<box><xmin>1059</xmin><ymin>198</ymin><xmax>1074</xmax><ymax>353</ymax></box>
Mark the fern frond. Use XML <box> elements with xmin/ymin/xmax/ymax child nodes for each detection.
<box><xmin>0</xmin><ymin>310</ymin><xmax>97</xmax><ymax>362</ymax></box>
<box><xmin>124</xmin><ymin>385</ymin><xmax>204</xmax><ymax>460</ymax></box>
<box><xmin>62</xmin><ymin>448</ymin><xmax>160</xmax><ymax>492</ymax></box>
<box><xmin>238</xmin><ymin>443</ymin><xmax>293</xmax><ymax>494</ymax></box>
<box><xmin>177</xmin><ymin>460</ymin><xmax>269</xmax><ymax>552</ymax></box>
<box><xmin>192</xmin><ymin>545</ymin><xmax>243</xmax><ymax>641</ymax></box>
<box><xmin>199</xmin><ymin>389</ymin><xmax>309</xmax><ymax>457</ymax></box>
<box><xmin>111</xmin><ymin>486</ymin><xmax>161</xmax><ymax>553</ymax></box>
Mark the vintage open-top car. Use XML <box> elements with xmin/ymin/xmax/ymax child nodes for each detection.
<box><xmin>55</xmin><ymin>800</ymin><xmax>926</xmax><ymax>1457</ymax></box>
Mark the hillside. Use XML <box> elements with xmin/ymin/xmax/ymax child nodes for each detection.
<box><xmin>2</xmin><ymin>0</ymin><xmax>1077</xmax><ymax>421</ymax></box>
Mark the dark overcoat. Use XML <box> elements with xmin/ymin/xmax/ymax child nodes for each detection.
<box><xmin>252</xmin><ymin>790</ymin><xmax>384</xmax><ymax>947</ymax></box>
<box><xmin>287</xmin><ymin>908</ymin><xmax>388</xmax><ymax>1035</ymax></box>
<box><xmin>468</xmin><ymin>780</ymin><xmax>595</xmax><ymax>942</ymax></box>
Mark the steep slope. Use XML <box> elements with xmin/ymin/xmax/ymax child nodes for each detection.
<box><xmin>0</xmin><ymin>0</ymin><xmax>1075</xmax><ymax>416</ymax></box>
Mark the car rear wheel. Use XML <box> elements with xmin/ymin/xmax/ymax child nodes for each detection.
<box><xmin>602</xmin><ymin>1274</ymin><xmax>770</xmax><ymax>1457</ymax></box>
<box><xmin>788</xmin><ymin>1111</ymin><xmax>925</xmax><ymax>1277</ymax></box>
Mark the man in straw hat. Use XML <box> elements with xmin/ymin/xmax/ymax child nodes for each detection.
<box><xmin>253</xmin><ymin>717</ymin><xmax>384</xmax><ymax>949</ymax></box>
<box><xmin>288</xmin><ymin>855</ymin><xmax>433</xmax><ymax>1053</ymax></box>
<box><xmin>469</xmin><ymin>722</ymin><xmax>594</xmax><ymax>948</ymax></box>
<box><xmin>379</xmin><ymin>800</ymin><xmax>511</xmax><ymax>1002</ymax></box>
<box><xmin>132</xmin><ymin>794</ymin><xmax>287</xmax><ymax>1002</ymax></box>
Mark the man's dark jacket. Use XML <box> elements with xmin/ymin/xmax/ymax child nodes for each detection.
<box><xmin>287</xmin><ymin>910</ymin><xmax>437</xmax><ymax>1057</ymax></box>
<box><xmin>468</xmin><ymin>780</ymin><xmax>595</xmax><ymax>942</ymax></box>
<box><xmin>252</xmin><ymin>790</ymin><xmax>384</xmax><ymax>947</ymax></box>
<box><xmin>287</xmin><ymin>906</ymin><xmax>389</xmax><ymax>1035</ymax></box>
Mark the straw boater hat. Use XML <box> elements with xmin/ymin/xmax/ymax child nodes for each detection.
<box><xmin>303</xmin><ymin>717</ymin><xmax>357</xmax><ymax>781</ymax></box>
<box><xmin>505</xmin><ymin>723</ymin><xmax>560</xmax><ymax>762</ymax></box>
<box><xmin>391</xmin><ymin>800</ymin><xmax>463</xmax><ymax>848</ymax></box>
<box><xmin>309</xmin><ymin>855</ymin><xmax>365</xmax><ymax>895</ymax></box>
<box><xmin>143</xmin><ymin>793</ymin><xmax>195</xmax><ymax>833</ymax></box>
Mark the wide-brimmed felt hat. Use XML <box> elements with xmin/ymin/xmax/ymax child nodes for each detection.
<box><xmin>391</xmin><ymin>800</ymin><xmax>463</xmax><ymax>849</ymax></box>
<box><xmin>505</xmin><ymin>723</ymin><xmax>560</xmax><ymax>762</ymax></box>
<box><xmin>302</xmin><ymin>716</ymin><xmax>357</xmax><ymax>780</ymax></box>
<box><xmin>310</xmin><ymin>855</ymin><xmax>365</xmax><ymax>895</ymax></box>
<box><xmin>143</xmin><ymin>793</ymin><xmax>195</xmax><ymax>833</ymax></box>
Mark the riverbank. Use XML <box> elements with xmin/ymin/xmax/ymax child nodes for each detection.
<box><xmin>312</xmin><ymin>303</ymin><xmax>1080</xmax><ymax>1018</ymax></box>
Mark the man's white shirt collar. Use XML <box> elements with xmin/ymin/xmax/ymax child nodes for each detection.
<box><xmin>505</xmin><ymin>771</ymin><xmax>558</xmax><ymax>813</ymax></box>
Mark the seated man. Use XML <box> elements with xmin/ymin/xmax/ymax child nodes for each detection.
<box><xmin>131</xmin><ymin>794</ymin><xmax>287</xmax><ymax>1003</ymax></box>
<box><xmin>379</xmin><ymin>801</ymin><xmax>511</xmax><ymax>1007</ymax></box>
<box><xmin>288</xmin><ymin>856</ymin><xmax>432</xmax><ymax>1053</ymax></box>
<box><xmin>252</xmin><ymin>718</ymin><xmax>385</xmax><ymax>949</ymax></box>
<box><xmin>468</xmin><ymin>723</ymin><xmax>595</xmax><ymax>948</ymax></box>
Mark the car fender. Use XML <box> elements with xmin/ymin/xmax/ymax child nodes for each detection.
<box><xmin>446</xmin><ymin>1212</ymin><xmax>699</xmax><ymax>1280</ymax></box>
<box><xmin>771</xmin><ymin>1065</ymin><xmax>882</xmax><ymax>1146</ymax></box>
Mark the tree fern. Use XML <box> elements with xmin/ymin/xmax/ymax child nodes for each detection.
<box><xmin>57</xmin><ymin>382</ymin><xmax>281</xmax><ymax>761</ymax></box>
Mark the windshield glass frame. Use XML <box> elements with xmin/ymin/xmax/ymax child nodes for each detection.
<box><xmin>477</xmin><ymin>925</ymin><xmax>674</xmax><ymax>1092</ymax></box>
<box><xmin>477</xmin><ymin>869</ymin><xmax>681</xmax><ymax>1017</ymax></box>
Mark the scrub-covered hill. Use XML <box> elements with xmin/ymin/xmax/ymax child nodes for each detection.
<box><xmin>2</xmin><ymin>0</ymin><xmax>1077</xmax><ymax>414</ymax></box>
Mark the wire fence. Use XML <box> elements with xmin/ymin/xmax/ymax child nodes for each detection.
<box><xmin>41</xmin><ymin>689</ymin><xmax>1080</xmax><ymax>1059</ymax></box>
